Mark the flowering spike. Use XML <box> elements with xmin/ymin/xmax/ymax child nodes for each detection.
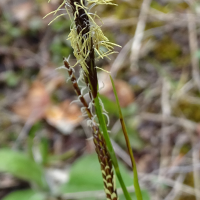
<box><xmin>47</xmin><ymin>1</ymin><xmax>119</xmax><ymax>199</ymax></box>
<box><xmin>46</xmin><ymin>0</ymin><xmax>120</xmax><ymax>98</ymax></box>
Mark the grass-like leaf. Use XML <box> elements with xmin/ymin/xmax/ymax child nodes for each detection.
<box><xmin>94</xmin><ymin>94</ymin><xmax>132</xmax><ymax>200</ymax></box>
<box><xmin>110</xmin><ymin>75</ymin><xmax>143</xmax><ymax>200</ymax></box>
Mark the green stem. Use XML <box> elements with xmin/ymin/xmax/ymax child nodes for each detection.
<box><xmin>110</xmin><ymin>75</ymin><xmax>143</xmax><ymax>200</ymax></box>
<box><xmin>94</xmin><ymin>94</ymin><xmax>132</xmax><ymax>200</ymax></box>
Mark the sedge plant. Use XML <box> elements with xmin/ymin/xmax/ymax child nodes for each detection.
<box><xmin>45</xmin><ymin>0</ymin><xmax>142</xmax><ymax>199</ymax></box>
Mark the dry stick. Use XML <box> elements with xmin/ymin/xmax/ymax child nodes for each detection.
<box><xmin>63</xmin><ymin>59</ymin><xmax>118</xmax><ymax>200</ymax></box>
<box><xmin>130</xmin><ymin>0</ymin><xmax>152</xmax><ymax>69</ymax></box>
<box><xmin>102</xmin><ymin>11</ymin><xmax>200</xmax><ymax>30</ymax></box>
<box><xmin>60</xmin><ymin>155</ymin><xmax>200</xmax><ymax>200</ymax></box>
<box><xmin>192</xmin><ymin>148</ymin><xmax>200</xmax><ymax>200</ymax></box>
<box><xmin>148</xmin><ymin>142</ymin><xmax>200</xmax><ymax>176</ymax></box>
<box><xmin>182</xmin><ymin>11</ymin><xmax>200</xmax><ymax>195</ymax></box>
<box><xmin>139</xmin><ymin>112</ymin><xmax>197</xmax><ymax>131</ymax></box>
<box><xmin>148</xmin><ymin>8</ymin><xmax>200</xmax><ymax>23</ymax></box>
<box><xmin>111</xmin><ymin>39</ymin><xmax>133</xmax><ymax>78</ymax></box>
<box><xmin>141</xmin><ymin>174</ymin><xmax>200</xmax><ymax>198</ymax></box>
<box><xmin>111</xmin><ymin>13</ymin><xmax>194</xmax><ymax>77</ymax></box>
<box><xmin>111</xmin><ymin>139</ymin><xmax>132</xmax><ymax>168</ymax></box>
<box><xmin>13</xmin><ymin>109</ymin><xmax>41</xmax><ymax>150</ymax></box>
<box><xmin>164</xmin><ymin>174</ymin><xmax>186</xmax><ymax>200</ymax></box>
<box><xmin>170</xmin><ymin>134</ymin><xmax>189</xmax><ymax>174</ymax></box>
<box><xmin>179</xmin><ymin>100</ymin><xmax>200</xmax><ymax>200</ymax></box>
<box><xmin>187</xmin><ymin>11</ymin><xmax>200</xmax><ymax>92</ymax></box>
<box><xmin>140</xmin><ymin>111</ymin><xmax>200</xmax><ymax>199</ymax></box>
<box><xmin>146</xmin><ymin>163</ymin><xmax>200</xmax><ymax>179</ymax></box>
<box><xmin>138</xmin><ymin>142</ymin><xmax>200</xmax><ymax>199</ymax></box>
<box><xmin>141</xmin><ymin>109</ymin><xmax>199</xmax><ymax>199</ymax></box>
<box><xmin>181</xmin><ymin>102</ymin><xmax>200</xmax><ymax>200</ymax></box>
<box><xmin>60</xmin><ymin>172</ymin><xmax>200</xmax><ymax>200</ymax></box>
<box><xmin>156</xmin><ymin>78</ymin><xmax>171</xmax><ymax>200</ymax></box>
<box><xmin>111</xmin><ymin>10</ymin><xmax>200</xmax><ymax>77</ymax></box>
<box><xmin>184</xmin><ymin>0</ymin><xmax>196</xmax><ymax>7</ymax></box>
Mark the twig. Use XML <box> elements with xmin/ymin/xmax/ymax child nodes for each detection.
<box><xmin>156</xmin><ymin>78</ymin><xmax>171</xmax><ymax>199</ymax></box>
<box><xmin>139</xmin><ymin>112</ymin><xmax>197</xmax><ymax>131</ymax></box>
<box><xmin>110</xmin><ymin>39</ymin><xmax>133</xmax><ymax>77</ymax></box>
<box><xmin>140</xmin><ymin>173</ymin><xmax>200</xmax><ymax>198</ymax></box>
<box><xmin>12</xmin><ymin>110</ymin><xmax>39</xmax><ymax>150</ymax></box>
<box><xmin>187</xmin><ymin>10</ymin><xmax>200</xmax><ymax>92</ymax></box>
<box><xmin>111</xmin><ymin>18</ymin><xmax>188</xmax><ymax>77</ymax></box>
<box><xmin>164</xmin><ymin>174</ymin><xmax>186</xmax><ymax>200</ymax></box>
<box><xmin>160</xmin><ymin>79</ymin><xmax>171</xmax><ymax>169</ymax></box>
<box><xmin>130</xmin><ymin>0</ymin><xmax>152</xmax><ymax>68</ymax></box>
<box><xmin>111</xmin><ymin>139</ymin><xmax>132</xmax><ymax>167</ymax></box>
<box><xmin>60</xmin><ymin>173</ymin><xmax>200</xmax><ymax>200</ymax></box>
<box><xmin>153</xmin><ymin>163</ymin><xmax>200</xmax><ymax>175</ymax></box>
<box><xmin>192</xmin><ymin>145</ymin><xmax>200</xmax><ymax>200</ymax></box>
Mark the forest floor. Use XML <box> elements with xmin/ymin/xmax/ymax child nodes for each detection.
<box><xmin>0</xmin><ymin>0</ymin><xmax>200</xmax><ymax>200</ymax></box>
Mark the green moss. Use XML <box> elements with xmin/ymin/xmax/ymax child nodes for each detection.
<box><xmin>115</xmin><ymin>2</ymin><xmax>139</xmax><ymax>19</ymax></box>
<box><xmin>151</xmin><ymin>1</ymin><xmax>189</xmax><ymax>13</ymax></box>
<box><xmin>180</xmin><ymin>143</ymin><xmax>191</xmax><ymax>155</ymax></box>
<box><xmin>151</xmin><ymin>2</ymin><xmax>171</xmax><ymax>13</ymax></box>
<box><xmin>175</xmin><ymin>2</ymin><xmax>189</xmax><ymax>10</ymax></box>
<box><xmin>154</xmin><ymin>36</ymin><xmax>181</xmax><ymax>61</ymax></box>
<box><xmin>175</xmin><ymin>54</ymin><xmax>190</xmax><ymax>68</ymax></box>
<box><xmin>145</xmin><ymin>21</ymin><xmax>164</xmax><ymax>30</ymax></box>
<box><xmin>178</xmin><ymin>172</ymin><xmax>195</xmax><ymax>200</ymax></box>
<box><xmin>173</xmin><ymin>98</ymin><xmax>200</xmax><ymax>122</ymax></box>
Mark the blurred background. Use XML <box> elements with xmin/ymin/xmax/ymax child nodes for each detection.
<box><xmin>0</xmin><ymin>0</ymin><xmax>200</xmax><ymax>199</ymax></box>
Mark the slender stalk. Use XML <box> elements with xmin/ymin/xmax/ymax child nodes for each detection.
<box><xmin>67</xmin><ymin>1</ymin><xmax>131</xmax><ymax>198</ymax></box>
<box><xmin>47</xmin><ymin>0</ymin><xmax>132</xmax><ymax>199</ymax></box>
<box><xmin>110</xmin><ymin>75</ymin><xmax>143</xmax><ymax>200</ymax></box>
<box><xmin>94</xmin><ymin>94</ymin><xmax>132</xmax><ymax>200</ymax></box>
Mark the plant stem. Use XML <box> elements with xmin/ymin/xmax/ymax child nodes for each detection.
<box><xmin>110</xmin><ymin>75</ymin><xmax>143</xmax><ymax>200</ymax></box>
<box><xmin>64</xmin><ymin>59</ymin><xmax>118</xmax><ymax>200</ymax></box>
<box><xmin>94</xmin><ymin>94</ymin><xmax>132</xmax><ymax>200</ymax></box>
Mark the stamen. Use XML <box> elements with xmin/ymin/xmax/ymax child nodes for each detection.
<box><xmin>103</xmin><ymin>112</ymin><xmax>110</xmax><ymax>126</ymax></box>
<box><xmin>78</xmin><ymin>94</ymin><xmax>83</xmax><ymax>101</ymax></box>
<box><xmin>55</xmin><ymin>65</ymin><xmax>66</xmax><ymax>70</ymax></box>
<box><xmin>72</xmin><ymin>79</ymin><xmax>77</xmax><ymax>84</ymax></box>
<box><xmin>66</xmin><ymin>77</ymin><xmax>71</xmax><ymax>82</ymax></box>
<box><xmin>88</xmin><ymin>2</ymin><xmax>96</xmax><ymax>11</ymax></box>
<box><xmin>81</xmin><ymin>107</ymin><xmax>89</xmax><ymax>117</ymax></box>
<box><xmin>48</xmin><ymin>13</ymin><xmax>67</xmax><ymax>25</ymax></box>
<box><xmin>81</xmin><ymin>86</ymin><xmax>87</xmax><ymax>94</ymax></box>
<box><xmin>99</xmin><ymin>81</ymin><xmax>105</xmax><ymax>91</ymax></box>
<box><xmin>70</xmin><ymin>99</ymin><xmax>80</xmax><ymax>105</ymax></box>
<box><xmin>98</xmin><ymin>97</ymin><xmax>108</xmax><ymax>113</ymax></box>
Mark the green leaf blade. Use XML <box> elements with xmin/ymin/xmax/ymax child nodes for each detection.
<box><xmin>2</xmin><ymin>189</ymin><xmax>46</xmax><ymax>200</ymax></box>
<box><xmin>110</xmin><ymin>75</ymin><xmax>143</xmax><ymax>200</ymax></box>
<box><xmin>94</xmin><ymin>94</ymin><xmax>132</xmax><ymax>200</ymax></box>
<box><xmin>0</xmin><ymin>149</ymin><xmax>48</xmax><ymax>190</ymax></box>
